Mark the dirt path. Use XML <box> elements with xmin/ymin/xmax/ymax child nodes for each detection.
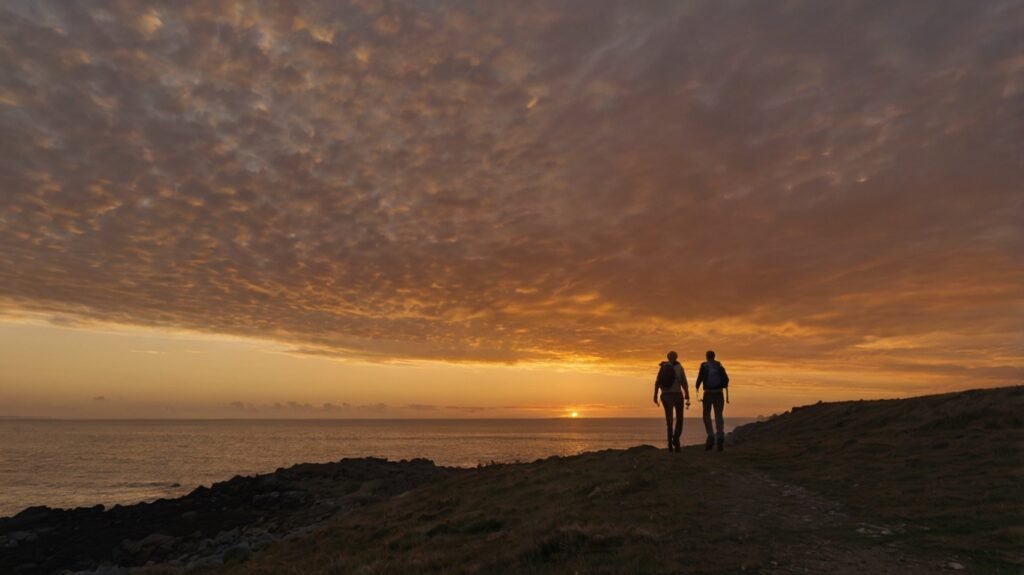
<box><xmin>695</xmin><ymin>459</ymin><xmax>970</xmax><ymax>574</ymax></box>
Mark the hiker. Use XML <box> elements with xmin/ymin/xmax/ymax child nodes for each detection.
<box><xmin>653</xmin><ymin>351</ymin><xmax>690</xmax><ymax>451</ymax></box>
<box><xmin>695</xmin><ymin>350</ymin><xmax>730</xmax><ymax>452</ymax></box>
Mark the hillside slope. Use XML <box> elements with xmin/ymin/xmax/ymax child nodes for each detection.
<box><xmin>219</xmin><ymin>386</ymin><xmax>1022</xmax><ymax>575</ymax></box>
<box><xmin>729</xmin><ymin>385</ymin><xmax>1023</xmax><ymax>567</ymax></box>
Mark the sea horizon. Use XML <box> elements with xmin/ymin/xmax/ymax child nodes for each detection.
<box><xmin>0</xmin><ymin>416</ymin><xmax>754</xmax><ymax>421</ymax></box>
<box><xmin>0</xmin><ymin>417</ymin><xmax>755</xmax><ymax>517</ymax></box>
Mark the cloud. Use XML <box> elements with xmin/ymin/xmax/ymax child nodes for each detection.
<box><xmin>228</xmin><ymin>400</ymin><xmax>388</xmax><ymax>416</ymax></box>
<box><xmin>227</xmin><ymin>400</ymin><xmax>261</xmax><ymax>413</ymax></box>
<box><xmin>358</xmin><ymin>403</ymin><xmax>388</xmax><ymax>415</ymax></box>
<box><xmin>0</xmin><ymin>1</ymin><xmax>1020</xmax><ymax>388</ymax></box>
<box><xmin>92</xmin><ymin>395</ymin><xmax>106</xmax><ymax>401</ymax></box>
<box><xmin>444</xmin><ymin>405</ymin><xmax>491</xmax><ymax>414</ymax></box>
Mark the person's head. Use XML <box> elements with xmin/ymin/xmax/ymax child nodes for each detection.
<box><xmin>706</xmin><ymin>350</ymin><xmax>716</xmax><ymax>361</ymax></box>
<box><xmin>667</xmin><ymin>351</ymin><xmax>678</xmax><ymax>362</ymax></box>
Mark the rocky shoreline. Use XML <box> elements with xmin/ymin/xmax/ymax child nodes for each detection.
<box><xmin>0</xmin><ymin>457</ymin><xmax>458</xmax><ymax>574</ymax></box>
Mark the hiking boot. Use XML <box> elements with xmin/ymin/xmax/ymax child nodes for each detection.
<box><xmin>672</xmin><ymin>438</ymin><xmax>681</xmax><ymax>452</ymax></box>
<box><xmin>667</xmin><ymin>439</ymin><xmax>674</xmax><ymax>451</ymax></box>
<box><xmin>705</xmin><ymin>436</ymin><xmax>714</xmax><ymax>451</ymax></box>
<box><xmin>716</xmin><ymin>438</ymin><xmax>724</xmax><ymax>452</ymax></box>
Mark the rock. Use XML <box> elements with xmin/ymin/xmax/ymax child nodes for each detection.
<box><xmin>86</xmin><ymin>562</ymin><xmax>122</xmax><ymax>574</ymax></box>
<box><xmin>257</xmin><ymin>475</ymin><xmax>277</xmax><ymax>484</ymax></box>
<box><xmin>213</xmin><ymin>528</ymin><xmax>240</xmax><ymax>546</ymax></box>
<box><xmin>947</xmin><ymin>562</ymin><xmax>965</xmax><ymax>570</ymax></box>
<box><xmin>0</xmin><ymin>457</ymin><xmax>454</xmax><ymax>574</ymax></box>
<box><xmin>12</xmin><ymin>505</ymin><xmax>52</xmax><ymax>520</ymax></box>
<box><xmin>10</xmin><ymin>531</ymin><xmax>37</xmax><ymax>543</ymax></box>
<box><xmin>253</xmin><ymin>491</ymin><xmax>281</xmax><ymax>505</ymax></box>
<box><xmin>283</xmin><ymin>525</ymin><xmax>317</xmax><ymax>541</ymax></box>
<box><xmin>223</xmin><ymin>542</ymin><xmax>251</xmax><ymax>564</ymax></box>
<box><xmin>282</xmin><ymin>490</ymin><xmax>307</xmax><ymax>504</ymax></box>
<box><xmin>141</xmin><ymin>532</ymin><xmax>177</xmax><ymax>550</ymax></box>
<box><xmin>121</xmin><ymin>532</ymin><xmax>176</xmax><ymax>554</ymax></box>
<box><xmin>187</xmin><ymin>554</ymin><xmax>224</xmax><ymax>570</ymax></box>
<box><xmin>248</xmin><ymin>531</ymin><xmax>277</xmax><ymax>550</ymax></box>
<box><xmin>198</xmin><ymin>537</ymin><xmax>215</xmax><ymax>552</ymax></box>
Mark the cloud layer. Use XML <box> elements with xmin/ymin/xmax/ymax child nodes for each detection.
<box><xmin>1</xmin><ymin>1</ymin><xmax>1021</xmax><ymax>385</ymax></box>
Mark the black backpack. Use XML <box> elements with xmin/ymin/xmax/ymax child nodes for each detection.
<box><xmin>656</xmin><ymin>362</ymin><xmax>676</xmax><ymax>390</ymax></box>
<box><xmin>703</xmin><ymin>361</ymin><xmax>728</xmax><ymax>391</ymax></box>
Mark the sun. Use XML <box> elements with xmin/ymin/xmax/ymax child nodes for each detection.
<box><xmin>569</xmin><ymin>411</ymin><xmax>579</xmax><ymax>418</ymax></box>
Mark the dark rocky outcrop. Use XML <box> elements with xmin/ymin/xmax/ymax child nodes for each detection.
<box><xmin>0</xmin><ymin>457</ymin><xmax>457</xmax><ymax>574</ymax></box>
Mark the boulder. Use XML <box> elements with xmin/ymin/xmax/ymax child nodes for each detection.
<box><xmin>223</xmin><ymin>542</ymin><xmax>251</xmax><ymax>564</ymax></box>
<box><xmin>121</xmin><ymin>532</ymin><xmax>176</xmax><ymax>554</ymax></box>
<box><xmin>10</xmin><ymin>531</ymin><xmax>37</xmax><ymax>543</ymax></box>
<box><xmin>213</xmin><ymin>528</ymin><xmax>240</xmax><ymax>546</ymax></box>
<box><xmin>187</xmin><ymin>554</ymin><xmax>224</xmax><ymax>570</ymax></box>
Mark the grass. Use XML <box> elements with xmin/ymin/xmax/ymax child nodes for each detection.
<box><xmin>727</xmin><ymin>385</ymin><xmax>1024</xmax><ymax>568</ymax></box>
<box><xmin>214</xmin><ymin>385</ymin><xmax>1022</xmax><ymax>575</ymax></box>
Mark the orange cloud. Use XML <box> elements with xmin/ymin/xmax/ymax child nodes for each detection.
<box><xmin>0</xmin><ymin>1</ymin><xmax>1020</xmax><ymax>397</ymax></box>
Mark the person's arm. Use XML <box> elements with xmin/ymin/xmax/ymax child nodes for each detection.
<box><xmin>653</xmin><ymin>369</ymin><xmax>660</xmax><ymax>405</ymax></box>
<box><xmin>680</xmin><ymin>367</ymin><xmax>691</xmax><ymax>402</ymax></box>
<box><xmin>720</xmin><ymin>363</ymin><xmax>729</xmax><ymax>388</ymax></box>
<box><xmin>695</xmin><ymin>363</ymin><xmax>705</xmax><ymax>391</ymax></box>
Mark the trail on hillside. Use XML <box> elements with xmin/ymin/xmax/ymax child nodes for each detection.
<box><xmin>693</xmin><ymin>461</ymin><xmax>959</xmax><ymax>574</ymax></box>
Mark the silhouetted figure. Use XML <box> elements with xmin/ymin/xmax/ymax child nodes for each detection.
<box><xmin>653</xmin><ymin>351</ymin><xmax>690</xmax><ymax>451</ymax></box>
<box><xmin>695</xmin><ymin>350</ymin><xmax>730</xmax><ymax>451</ymax></box>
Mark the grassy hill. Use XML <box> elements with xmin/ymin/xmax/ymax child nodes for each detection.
<box><xmin>728</xmin><ymin>386</ymin><xmax>1023</xmax><ymax>567</ymax></box>
<box><xmin>217</xmin><ymin>386</ymin><xmax>1022</xmax><ymax>575</ymax></box>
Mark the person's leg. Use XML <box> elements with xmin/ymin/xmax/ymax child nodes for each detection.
<box><xmin>672</xmin><ymin>396</ymin><xmax>683</xmax><ymax>449</ymax></box>
<box><xmin>713</xmin><ymin>394</ymin><xmax>725</xmax><ymax>450</ymax></box>
<box><xmin>661</xmin><ymin>394</ymin><xmax>674</xmax><ymax>449</ymax></box>
<box><xmin>702</xmin><ymin>396</ymin><xmax>714</xmax><ymax>450</ymax></box>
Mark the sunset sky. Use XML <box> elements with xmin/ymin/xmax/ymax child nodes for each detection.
<box><xmin>1</xmin><ymin>1</ymin><xmax>1021</xmax><ymax>418</ymax></box>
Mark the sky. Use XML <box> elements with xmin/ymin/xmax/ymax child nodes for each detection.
<box><xmin>0</xmin><ymin>1</ymin><xmax>1021</xmax><ymax>419</ymax></box>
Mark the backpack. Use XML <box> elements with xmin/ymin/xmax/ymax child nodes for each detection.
<box><xmin>703</xmin><ymin>361</ymin><xmax>727</xmax><ymax>391</ymax></box>
<box><xmin>656</xmin><ymin>362</ymin><xmax>677</xmax><ymax>390</ymax></box>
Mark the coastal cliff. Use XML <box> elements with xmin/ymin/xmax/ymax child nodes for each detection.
<box><xmin>2</xmin><ymin>386</ymin><xmax>1020</xmax><ymax>574</ymax></box>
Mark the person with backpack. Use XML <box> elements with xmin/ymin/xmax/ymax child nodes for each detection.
<box><xmin>695</xmin><ymin>350</ymin><xmax>730</xmax><ymax>452</ymax></box>
<box><xmin>653</xmin><ymin>351</ymin><xmax>690</xmax><ymax>452</ymax></box>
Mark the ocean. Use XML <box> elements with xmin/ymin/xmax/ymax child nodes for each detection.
<box><xmin>0</xmin><ymin>417</ymin><xmax>753</xmax><ymax>517</ymax></box>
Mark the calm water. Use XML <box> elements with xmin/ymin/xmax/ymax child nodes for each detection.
<box><xmin>0</xmin><ymin>417</ymin><xmax>752</xmax><ymax>517</ymax></box>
